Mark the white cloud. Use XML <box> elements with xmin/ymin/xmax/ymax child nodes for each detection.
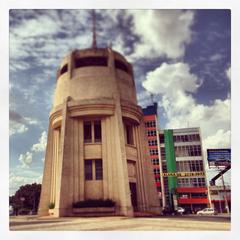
<box><xmin>25</xmin><ymin>117</ymin><xmax>40</xmax><ymax>125</ymax></box>
<box><xmin>31</xmin><ymin>131</ymin><xmax>47</xmax><ymax>153</ymax></box>
<box><xmin>226</xmin><ymin>67</ymin><xmax>231</xmax><ymax>81</ymax></box>
<box><xmin>10</xmin><ymin>121</ymin><xmax>28</xmax><ymax>136</ymax></box>
<box><xmin>130</xmin><ymin>10</ymin><xmax>195</xmax><ymax>59</ymax></box>
<box><xmin>11</xmin><ymin>15</ymin><xmax>60</xmax><ymax>39</ymax></box>
<box><xmin>17</xmin><ymin>131</ymin><xmax>47</xmax><ymax>168</ymax></box>
<box><xmin>137</xmin><ymin>90</ymin><xmax>152</xmax><ymax>107</ymax></box>
<box><xmin>9</xmin><ymin>171</ymin><xmax>42</xmax><ymax>195</ymax></box>
<box><xmin>19</xmin><ymin>151</ymin><xmax>33</xmax><ymax>168</ymax></box>
<box><xmin>9</xmin><ymin>10</ymin><xmax>91</xmax><ymax>73</ymax></box>
<box><xmin>203</xmin><ymin>129</ymin><xmax>230</xmax><ymax>149</ymax></box>
<box><xmin>9</xmin><ymin>111</ymin><xmax>40</xmax><ymax>136</ymax></box>
<box><xmin>143</xmin><ymin>62</ymin><xmax>200</xmax><ymax>96</ymax></box>
<box><xmin>142</xmin><ymin>61</ymin><xmax>230</xmax><ymax>153</ymax></box>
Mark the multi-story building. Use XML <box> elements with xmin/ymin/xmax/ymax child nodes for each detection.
<box><xmin>38</xmin><ymin>45</ymin><xmax>161</xmax><ymax>217</ymax></box>
<box><xmin>143</xmin><ymin>103</ymin><xmax>163</xmax><ymax>205</ymax></box>
<box><xmin>143</xmin><ymin>103</ymin><xmax>210</xmax><ymax>213</ymax></box>
<box><xmin>159</xmin><ymin>128</ymin><xmax>210</xmax><ymax>213</ymax></box>
<box><xmin>209</xmin><ymin>185</ymin><xmax>231</xmax><ymax>213</ymax></box>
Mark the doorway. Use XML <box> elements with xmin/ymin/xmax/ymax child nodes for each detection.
<box><xmin>129</xmin><ymin>182</ymin><xmax>137</xmax><ymax>211</ymax></box>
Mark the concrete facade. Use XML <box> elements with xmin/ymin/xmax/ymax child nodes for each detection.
<box><xmin>159</xmin><ymin>127</ymin><xmax>210</xmax><ymax>213</ymax></box>
<box><xmin>38</xmin><ymin>48</ymin><xmax>161</xmax><ymax>217</ymax></box>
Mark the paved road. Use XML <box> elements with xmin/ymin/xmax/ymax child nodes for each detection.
<box><xmin>10</xmin><ymin>215</ymin><xmax>231</xmax><ymax>231</ymax></box>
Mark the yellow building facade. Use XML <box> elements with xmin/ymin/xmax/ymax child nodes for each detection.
<box><xmin>38</xmin><ymin>47</ymin><xmax>161</xmax><ymax>217</ymax></box>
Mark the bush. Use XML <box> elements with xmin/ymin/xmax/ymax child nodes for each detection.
<box><xmin>72</xmin><ymin>199</ymin><xmax>115</xmax><ymax>208</ymax></box>
<box><xmin>48</xmin><ymin>202</ymin><xmax>55</xmax><ymax>209</ymax></box>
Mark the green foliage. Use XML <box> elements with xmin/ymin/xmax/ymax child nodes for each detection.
<box><xmin>48</xmin><ymin>202</ymin><xmax>55</xmax><ymax>209</ymax></box>
<box><xmin>9</xmin><ymin>183</ymin><xmax>41</xmax><ymax>214</ymax></box>
<box><xmin>72</xmin><ymin>199</ymin><xmax>115</xmax><ymax>208</ymax></box>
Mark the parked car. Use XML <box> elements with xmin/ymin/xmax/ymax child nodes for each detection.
<box><xmin>162</xmin><ymin>207</ymin><xmax>176</xmax><ymax>216</ymax></box>
<box><xmin>176</xmin><ymin>207</ymin><xmax>185</xmax><ymax>215</ymax></box>
<box><xmin>162</xmin><ymin>207</ymin><xmax>185</xmax><ymax>216</ymax></box>
<box><xmin>196</xmin><ymin>208</ymin><xmax>217</xmax><ymax>215</ymax></box>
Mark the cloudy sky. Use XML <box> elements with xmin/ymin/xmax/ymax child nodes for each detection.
<box><xmin>9</xmin><ymin>9</ymin><xmax>231</xmax><ymax>195</ymax></box>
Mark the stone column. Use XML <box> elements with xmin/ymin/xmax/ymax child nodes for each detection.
<box><xmin>78</xmin><ymin>119</ymin><xmax>84</xmax><ymax>201</ymax></box>
<box><xmin>38</xmin><ymin>121</ymin><xmax>54</xmax><ymax>216</ymax></box>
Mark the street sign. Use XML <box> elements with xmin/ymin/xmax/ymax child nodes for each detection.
<box><xmin>162</xmin><ymin>171</ymin><xmax>205</xmax><ymax>177</ymax></box>
<box><xmin>207</xmin><ymin>149</ymin><xmax>231</xmax><ymax>167</ymax></box>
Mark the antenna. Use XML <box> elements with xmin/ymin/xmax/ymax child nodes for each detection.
<box><xmin>92</xmin><ymin>10</ymin><xmax>97</xmax><ymax>49</ymax></box>
<box><xmin>150</xmin><ymin>93</ymin><xmax>154</xmax><ymax>104</ymax></box>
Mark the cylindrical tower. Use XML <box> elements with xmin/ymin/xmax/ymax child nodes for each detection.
<box><xmin>38</xmin><ymin>47</ymin><xmax>161</xmax><ymax>217</ymax></box>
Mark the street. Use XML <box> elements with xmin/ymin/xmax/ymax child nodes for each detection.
<box><xmin>10</xmin><ymin>214</ymin><xmax>230</xmax><ymax>231</ymax></box>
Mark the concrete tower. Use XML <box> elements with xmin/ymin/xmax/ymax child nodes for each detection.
<box><xmin>38</xmin><ymin>46</ymin><xmax>161</xmax><ymax>217</ymax></box>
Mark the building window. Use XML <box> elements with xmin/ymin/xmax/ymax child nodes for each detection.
<box><xmin>75</xmin><ymin>56</ymin><xmax>108</xmax><ymax>68</ymax></box>
<box><xmin>175</xmin><ymin>145</ymin><xmax>202</xmax><ymax>157</ymax></box>
<box><xmin>162</xmin><ymin>162</ymin><xmax>167</xmax><ymax>171</ymax></box>
<box><xmin>150</xmin><ymin>149</ymin><xmax>158</xmax><ymax>156</ymax></box>
<box><xmin>159</xmin><ymin>134</ymin><xmax>165</xmax><ymax>143</ymax></box>
<box><xmin>94</xmin><ymin>121</ymin><xmax>102</xmax><ymax>142</ymax></box>
<box><xmin>147</xmin><ymin>130</ymin><xmax>156</xmax><ymax>137</ymax></box>
<box><xmin>115</xmin><ymin>59</ymin><xmax>130</xmax><ymax>74</ymax></box>
<box><xmin>173</xmin><ymin>134</ymin><xmax>200</xmax><ymax>143</ymax></box>
<box><xmin>153</xmin><ymin>168</ymin><xmax>160</xmax><ymax>174</ymax></box>
<box><xmin>152</xmin><ymin>158</ymin><xmax>159</xmax><ymax>165</ymax></box>
<box><xmin>190</xmin><ymin>192</ymin><xmax>207</xmax><ymax>198</ymax></box>
<box><xmin>160</xmin><ymin>147</ymin><xmax>166</xmax><ymax>160</ymax></box>
<box><xmin>84</xmin><ymin>159</ymin><xmax>103</xmax><ymax>181</ymax></box>
<box><xmin>60</xmin><ymin>64</ymin><xmax>68</xmax><ymax>75</ymax></box>
<box><xmin>84</xmin><ymin>121</ymin><xmax>92</xmax><ymax>143</ymax></box>
<box><xmin>176</xmin><ymin>160</ymin><xmax>204</xmax><ymax>172</ymax></box>
<box><xmin>148</xmin><ymin>140</ymin><xmax>158</xmax><ymax>146</ymax></box>
<box><xmin>177</xmin><ymin>177</ymin><xmax>206</xmax><ymax>187</ymax></box>
<box><xmin>155</xmin><ymin>177</ymin><xmax>160</xmax><ymax>182</ymax></box>
<box><xmin>145</xmin><ymin>120</ymin><xmax>156</xmax><ymax>128</ymax></box>
<box><xmin>125</xmin><ymin>124</ymin><xmax>134</xmax><ymax>145</ymax></box>
<box><xmin>83</xmin><ymin>120</ymin><xmax>102</xmax><ymax>143</ymax></box>
<box><xmin>84</xmin><ymin>160</ymin><xmax>93</xmax><ymax>180</ymax></box>
<box><xmin>95</xmin><ymin>159</ymin><xmax>103</xmax><ymax>180</ymax></box>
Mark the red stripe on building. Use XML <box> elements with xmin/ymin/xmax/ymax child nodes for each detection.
<box><xmin>143</xmin><ymin>116</ymin><xmax>155</xmax><ymax>121</ymax></box>
<box><xmin>178</xmin><ymin>198</ymin><xmax>209</xmax><ymax>204</ymax></box>
<box><xmin>177</xmin><ymin>187</ymin><xmax>208</xmax><ymax>193</ymax></box>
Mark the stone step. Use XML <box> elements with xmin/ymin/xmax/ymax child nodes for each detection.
<box><xmin>134</xmin><ymin>212</ymin><xmax>156</xmax><ymax>217</ymax></box>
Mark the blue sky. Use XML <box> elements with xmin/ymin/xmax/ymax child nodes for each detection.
<box><xmin>9</xmin><ymin>9</ymin><xmax>231</xmax><ymax>195</ymax></box>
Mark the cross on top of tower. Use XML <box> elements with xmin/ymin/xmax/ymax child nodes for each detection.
<box><xmin>92</xmin><ymin>10</ymin><xmax>97</xmax><ymax>49</ymax></box>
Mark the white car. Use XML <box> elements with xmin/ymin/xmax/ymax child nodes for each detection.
<box><xmin>196</xmin><ymin>208</ymin><xmax>217</xmax><ymax>215</ymax></box>
<box><xmin>176</xmin><ymin>207</ymin><xmax>185</xmax><ymax>215</ymax></box>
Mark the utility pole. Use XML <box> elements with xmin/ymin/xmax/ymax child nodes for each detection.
<box><xmin>92</xmin><ymin>10</ymin><xmax>97</xmax><ymax>49</ymax></box>
<box><xmin>150</xmin><ymin>93</ymin><xmax>154</xmax><ymax>105</ymax></box>
<box><xmin>220</xmin><ymin>170</ymin><xmax>230</xmax><ymax>213</ymax></box>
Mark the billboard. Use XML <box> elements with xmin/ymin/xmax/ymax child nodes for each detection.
<box><xmin>207</xmin><ymin>148</ymin><xmax>231</xmax><ymax>167</ymax></box>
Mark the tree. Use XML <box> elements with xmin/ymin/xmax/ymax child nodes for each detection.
<box><xmin>10</xmin><ymin>183</ymin><xmax>41</xmax><ymax>215</ymax></box>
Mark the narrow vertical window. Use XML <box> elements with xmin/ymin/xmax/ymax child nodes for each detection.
<box><xmin>94</xmin><ymin>120</ymin><xmax>101</xmax><ymax>142</ymax></box>
<box><xmin>85</xmin><ymin>160</ymin><xmax>93</xmax><ymax>180</ymax></box>
<box><xmin>126</xmin><ymin>125</ymin><xmax>134</xmax><ymax>145</ymax></box>
<box><xmin>84</xmin><ymin>121</ymin><xmax>92</xmax><ymax>143</ymax></box>
<box><xmin>95</xmin><ymin>159</ymin><xmax>103</xmax><ymax>180</ymax></box>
